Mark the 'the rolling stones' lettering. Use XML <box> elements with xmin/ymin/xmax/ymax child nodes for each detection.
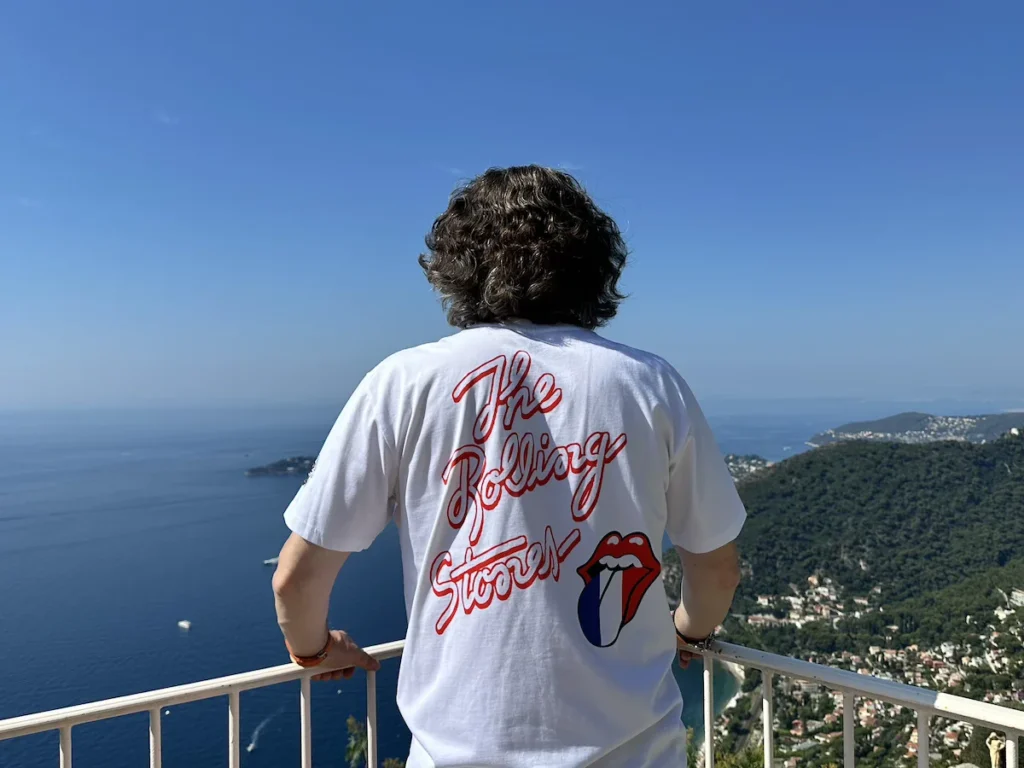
<box><xmin>442</xmin><ymin>431</ymin><xmax>627</xmax><ymax>544</ymax></box>
<box><xmin>452</xmin><ymin>351</ymin><xmax>562</xmax><ymax>444</ymax></box>
<box><xmin>430</xmin><ymin>526</ymin><xmax>582</xmax><ymax>635</ymax></box>
<box><xmin>431</xmin><ymin>351</ymin><xmax>626</xmax><ymax>631</ymax></box>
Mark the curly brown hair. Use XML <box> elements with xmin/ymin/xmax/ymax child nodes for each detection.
<box><xmin>419</xmin><ymin>165</ymin><xmax>628</xmax><ymax>329</ymax></box>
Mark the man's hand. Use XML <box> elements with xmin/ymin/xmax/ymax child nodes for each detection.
<box><xmin>310</xmin><ymin>630</ymin><xmax>381</xmax><ymax>682</ymax></box>
<box><xmin>676</xmin><ymin>637</ymin><xmax>700</xmax><ymax>670</ymax></box>
<box><xmin>271</xmin><ymin>536</ymin><xmax>380</xmax><ymax>681</ymax></box>
<box><xmin>677</xmin><ymin>650</ymin><xmax>700</xmax><ymax>670</ymax></box>
<box><xmin>672</xmin><ymin>607</ymin><xmax>701</xmax><ymax>670</ymax></box>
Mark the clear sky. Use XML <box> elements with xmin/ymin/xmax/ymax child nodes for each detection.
<box><xmin>2</xmin><ymin>1</ymin><xmax>1022</xmax><ymax>411</ymax></box>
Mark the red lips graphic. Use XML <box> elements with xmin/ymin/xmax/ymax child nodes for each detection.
<box><xmin>577</xmin><ymin>531</ymin><xmax>661</xmax><ymax>647</ymax></box>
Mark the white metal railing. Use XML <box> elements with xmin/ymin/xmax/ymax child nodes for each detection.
<box><xmin>0</xmin><ymin>639</ymin><xmax>405</xmax><ymax>768</ymax></box>
<box><xmin>698</xmin><ymin>641</ymin><xmax>1024</xmax><ymax>768</ymax></box>
<box><xmin>2</xmin><ymin>639</ymin><xmax>1022</xmax><ymax>768</ymax></box>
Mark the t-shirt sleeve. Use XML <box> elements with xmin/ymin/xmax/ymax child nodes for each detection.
<box><xmin>283</xmin><ymin>368</ymin><xmax>397</xmax><ymax>552</ymax></box>
<box><xmin>664</xmin><ymin>375</ymin><xmax>747</xmax><ymax>554</ymax></box>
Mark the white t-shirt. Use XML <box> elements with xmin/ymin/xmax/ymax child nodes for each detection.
<box><xmin>284</xmin><ymin>322</ymin><xmax>747</xmax><ymax>768</ymax></box>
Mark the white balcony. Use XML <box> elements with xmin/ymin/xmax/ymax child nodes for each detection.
<box><xmin>1</xmin><ymin>640</ymin><xmax>1021</xmax><ymax>768</ymax></box>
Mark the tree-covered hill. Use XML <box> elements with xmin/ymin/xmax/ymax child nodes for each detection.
<box><xmin>727</xmin><ymin>558</ymin><xmax>1024</xmax><ymax>657</ymax></box>
<box><xmin>733</xmin><ymin>433</ymin><xmax>1024</xmax><ymax>603</ymax></box>
<box><xmin>848</xmin><ymin>557</ymin><xmax>1024</xmax><ymax>647</ymax></box>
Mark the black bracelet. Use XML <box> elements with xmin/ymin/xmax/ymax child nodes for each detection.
<box><xmin>672</xmin><ymin>610</ymin><xmax>716</xmax><ymax>651</ymax></box>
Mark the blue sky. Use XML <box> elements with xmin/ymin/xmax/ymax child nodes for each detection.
<box><xmin>2</xmin><ymin>0</ymin><xmax>1022</xmax><ymax>411</ymax></box>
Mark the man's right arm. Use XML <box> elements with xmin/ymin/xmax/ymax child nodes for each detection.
<box><xmin>662</xmin><ymin>371</ymin><xmax>747</xmax><ymax>651</ymax></box>
<box><xmin>672</xmin><ymin>541</ymin><xmax>741</xmax><ymax>641</ymax></box>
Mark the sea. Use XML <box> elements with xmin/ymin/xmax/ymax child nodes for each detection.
<box><xmin>0</xmin><ymin>407</ymin><xmax>836</xmax><ymax>767</ymax></box>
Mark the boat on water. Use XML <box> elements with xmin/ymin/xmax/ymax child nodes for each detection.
<box><xmin>263</xmin><ymin>557</ymin><xmax>279</xmax><ymax>566</ymax></box>
<box><xmin>177</xmin><ymin>620</ymin><xmax>191</xmax><ymax>630</ymax></box>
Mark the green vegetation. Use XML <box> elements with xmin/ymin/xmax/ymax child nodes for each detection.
<box><xmin>715</xmin><ymin>744</ymin><xmax>764</xmax><ymax>768</ymax></box>
<box><xmin>345</xmin><ymin>715</ymin><xmax>405</xmax><ymax>768</ymax></box>
<box><xmin>686</xmin><ymin>727</ymin><xmax>699</xmax><ymax>768</ymax></box>
<box><xmin>733</xmin><ymin>435</ymin><xmax>1024</xmax><ymax>604</ymax></box>
<box><xmin>664</xmin><ymin>435</ymin><xmax>1024</xmax><ymax>642</ymax></box>
<box><xmin>844</xmin><ymin>558</ymin><xmax>1024</xmax><ymax>649</ymax></box>
<box><xmin>662</xmin><ymin>547</ymin><xmax>681</xmax><ymax>607</ymax></box>
<box><xmin>726</xmin><ymin>558</ymin><xmax>1024</xmax><ymax>657</ymax></box>
<box><xmin>670</xmin><ymin>434</ymin><xmax>1024</xmax><ymax>766</ymax></box>
<box><xmin>685</xmin><ymin>727</ymin><xmax>764</xmax><ymax>768</ymax></box>
<box><xmin>345</xmin><ymin>716</ymin><xmax>368</xmax><ymax>768</ymax></box>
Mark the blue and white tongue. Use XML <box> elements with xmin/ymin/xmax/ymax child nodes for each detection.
<box><xmin>597</xmin><ymin>566</ymin><xmax>625</xmax><ymax>642</ymax></box>
<box><xmin>579</xmin><ymin>553</ymin><xmax>644</xmax><ymax>647</ymax></box>
<box><xmin>597</xmin><ymin>554</ymin><xmax>642</xmax><ymax>643</ymax></box>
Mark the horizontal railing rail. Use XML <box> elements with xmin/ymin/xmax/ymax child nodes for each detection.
<box><xmin>0</xmin><ymin>639</ymin><xmax>405</xmax><ymax>768</ymax></box>
<box><xmin>695</xmin><ymin>641</ymin><xmax>1024</xmax><ymax>768</ymax></box>
<box><xmin>2</xmin><ymin>638</ymin><xmax>1021</xmax><ymax>768</ymax></box>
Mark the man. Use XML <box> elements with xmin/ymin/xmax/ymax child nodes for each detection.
<box><xmin>272</xmin><ymin>165</ymin><xmax>745</xmax><ymax>767</ymax></box>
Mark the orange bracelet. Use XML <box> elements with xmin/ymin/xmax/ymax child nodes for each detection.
<box><xmin>286</xmin><ymin>631</ymin><xmax>332</xmax><ymax>668</ymax></box>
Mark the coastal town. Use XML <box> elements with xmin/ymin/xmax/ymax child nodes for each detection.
<box><xmin>724</xmin><ymin>454</ymin><xmax>774</xmax><ymax>483</ymax></box>
<box><xmin>711</xmin><ymin>574</ymin><xmax>1024</xmax><ymax>767</ymax></box>
<box><xmin>704</xmin><ymin>434</ymin><xmax>1024</xmax><ymax>765</ymax></box>
<box><xmin>807</xmin><ymin>414</ymin><xmax>1024</xmax><ymax>448</ymax></box>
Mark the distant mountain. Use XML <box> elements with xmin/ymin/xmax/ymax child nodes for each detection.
<box><xmin>807</xmin><ymin>411</ymin><xmax>1024</xmax><ymax>448</ymax></box>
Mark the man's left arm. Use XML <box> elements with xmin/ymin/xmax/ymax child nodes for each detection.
<box><xmin>272</xmin><ymin>367</ymin><xmax>398</xmax><ymax>680</ymax></box>
<box><xmin>272</xmin><ymin>534</ymin><xmax>379</xmax><ymax>681</ymax></box>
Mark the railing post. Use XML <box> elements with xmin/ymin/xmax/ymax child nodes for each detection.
<box><xmin>1007</xmin><ymin>731</ymin><xmax>1020</xmax><ymax>768</ymax></box>
<box><xmin>149</xmin><ymin>708</ymin><xmax>162</xmax><ymax>768</ymax></box>
<box><xmin>916</xmin><ymin>710</ymin><xmax>929</xmax><ymax>768</ymax></box>
<box><xmin>703</xmin><ymin>655</ymin><xmax>714</xmax><ymax>768</ymax></box>
<box><xmin>59</xmin><ymin>725</ymin><xmax>72</xmax><ymax>768</ymax></box>
<box><xmin>367</xmin><ymin>670</ymin><xmax>378</xmax><ymax>768</ymax></box>
<box><xmin>843</xmin><ymin>692</ymin><xmax>855</xmax><ymax>768</ymax></box>
<box><xmin>300</xmin><ymin>676</ymin><xmax>312</xmax><ymax>768</ymax></box>
<box><xmin>228</xmin><ymin>690</ymin><xmax>240</xmax><ymax>768</ymax></box>
<box><xmin>9</xmin><ymin>641</ymin><xmax>1024</xmax><ymax>768</ymax></box>
<box><xmin>762</xmin><ymin>671</ymin><xmax>774</xmax><ymax>768</ymax></box>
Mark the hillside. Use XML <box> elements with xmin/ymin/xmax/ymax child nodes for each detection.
<box><xmin>808</xmin><ymin>411</ymin><xmax>1024</xmax><ymax>447</ymax></box>
<box><xmin>724</xmin><ymin>454</ymin><xmax>772</xmax><ymax>483</ymax></box>
<box><xmin>728</xmin><ymin>558</ymin><xmax>1024</xmax><ymax>656</ymax></box>
<box><xmin>733</xmin><ymin>433</ymin><xmax>1024</xmax><ymax>604</ymax></box>
<box><xmin>847</xmin><ymin>557</ymin><xmax>1024</xmax><ymax>648</ymax></box>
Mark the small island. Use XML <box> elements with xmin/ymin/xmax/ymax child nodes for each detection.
<box><xmin>245</xmin><ymin>456</ymin><xmax>315</xmax><ymax>477</ymax></box>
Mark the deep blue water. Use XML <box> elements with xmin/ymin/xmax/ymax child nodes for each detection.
<box><xmin>0</xmin><ymin>408</ymin><xmax>802</xmax><ymax>768</ymax></box>
<box><xmin>705</xmin><ymin>414</ymin><xmax>823</xmax><ymax>462</ymax></box>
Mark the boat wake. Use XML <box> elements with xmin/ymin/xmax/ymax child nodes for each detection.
<box><xmin>246</xmin><ymin>706</ymin><xmax>285</xmax><ymax>753</ymax></box>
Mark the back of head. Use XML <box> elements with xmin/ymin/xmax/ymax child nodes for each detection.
<box><xmin>419</xmin><ymin>165</ymin><xmax>628</xmax><ymax>330</ymax></box>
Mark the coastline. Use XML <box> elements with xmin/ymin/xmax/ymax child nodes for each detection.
<box><xmin>691</xmin><ymin>658</ymin><xmax>746</xmax><ymax>750</ymax></box>
<box><xmin>719</xmin><ymin>659</ymin><xmax>746</xmax><ymax>716</ymax></box>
